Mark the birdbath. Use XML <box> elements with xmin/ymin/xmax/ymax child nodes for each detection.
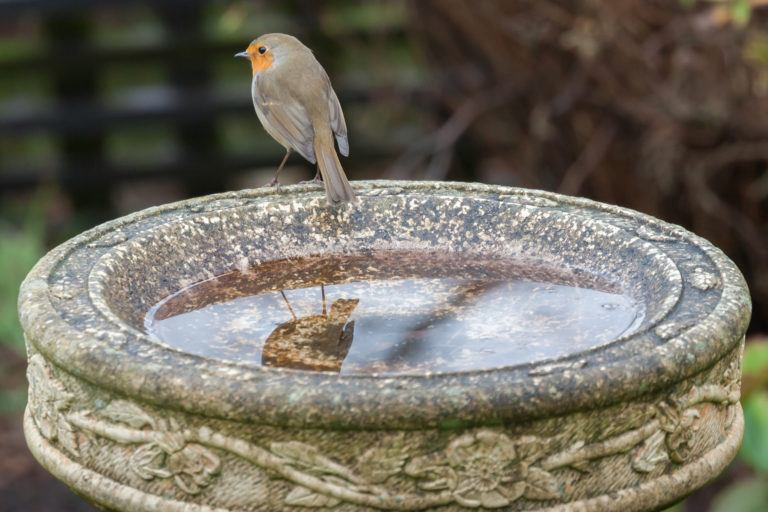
<box><xmin>19</xmin><ymin>181</ymin><xmax>750</xmax><ymax>511</ymax></box>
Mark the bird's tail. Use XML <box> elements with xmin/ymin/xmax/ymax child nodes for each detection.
<box><xmin>314</xmin><ymin>128</ymin><xmax>356</xmax><ymax>205</ymax></box>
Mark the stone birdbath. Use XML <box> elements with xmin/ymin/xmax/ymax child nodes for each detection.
<box><xmin>19</xmin><ymin>181</ymin><xmax>750</xmax><ymax>511</ymax></box>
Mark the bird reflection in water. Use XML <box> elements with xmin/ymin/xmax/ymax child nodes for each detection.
<box><xmin>261</xmin><ymin>284</ymin><xmax>359</xmax><ymax>372</ymax></box>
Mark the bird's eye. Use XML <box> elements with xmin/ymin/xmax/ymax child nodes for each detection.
<box><xmin>258</xmin><ymin>46</ymin><xmax>267</xmax><ymax>54</ymax></box>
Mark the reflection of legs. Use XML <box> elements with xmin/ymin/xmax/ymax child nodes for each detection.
<box><xmin>321</xmin><ymin>284</ymin><xmax>327</xmax><ymax>317</ymax></box>
<box><xmin>280</xmin><ymin>290</ymin><xmax>297</xmax><ymax>321</ymax></box>
<box><xmin>267</xmin><ymin>149</ymin><xmax>291</xmax><ymax>187</ymax></box>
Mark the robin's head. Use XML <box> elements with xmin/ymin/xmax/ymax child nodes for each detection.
<box><xmin>235</xmin><ymin>33</ymin><xmax>308</xmax><ymax>75</ymax></box>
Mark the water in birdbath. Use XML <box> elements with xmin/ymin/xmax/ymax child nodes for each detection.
<box><xmin>145</xmin><ymin>251</ymin><xmax>643</xmax><ymax>375</ymax></box>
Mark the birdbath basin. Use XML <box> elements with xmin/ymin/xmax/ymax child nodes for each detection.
<box><xmin>19</xmin><ymin>181</ymin><xmax>750</xmax><ymax>511</ymax></box>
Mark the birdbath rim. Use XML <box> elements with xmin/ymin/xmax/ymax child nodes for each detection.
<box><xmin>18</xmin><ymin>180</ymin><xmax>751</xmax><ymax>429</ymax></box>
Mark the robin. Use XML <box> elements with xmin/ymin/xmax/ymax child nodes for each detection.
<box><xmin>235</xmin><ymin>33</ymin><xmax>356</xmax><ymax>204</ymax></box>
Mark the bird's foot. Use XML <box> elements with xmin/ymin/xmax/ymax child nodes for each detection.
<box><xmin>264</xmin><ymin>176</ymin><xmax>281</xmax><ymax>190</ymax></box>
<box><xmin>299</xmin><ymin>175</ymin><xmax>323</xmax><ymax>185</ymax></box>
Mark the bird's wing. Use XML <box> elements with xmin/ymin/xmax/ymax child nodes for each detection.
<box><xmin>328</xmin><ymin>85</ymin><xmax>349</xmax><ymax>156</ymax></box>
<box><xmin>253</xmin><ymin>75</ymin><xmax>316</xmax><ymax>163</ymax></box>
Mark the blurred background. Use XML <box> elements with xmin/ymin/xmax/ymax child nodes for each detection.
<box><xmin>1</xmin><ymin>0</ymin><xmax>767</xmax><ymax>510</ymax></box>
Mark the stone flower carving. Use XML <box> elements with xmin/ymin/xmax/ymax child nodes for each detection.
<box><xmin>131</xmin><ymin>437</ymin><xmax>221</xmax><ymax>495</ymax></box>
<box><xmin>657</xmin><ymin>401</ymin><xmax>699</xmax><ymax>464</ymax></box>
<box><xmin>447</xmin><ymin>431</ymin><xmax>526</xmax><ymax>508</ymax></box>
<box><xmin>406</xmin><ymin>430</ymin><xmax>559</xmax><ymax>509</ymax></box>
<box><xmin>26</xmin><ymin>355</ymin><xmax>79</xmax><ymax>457</ymax></box>
<box><xmin>94</xmin><ymin>400</ymin><xmax>221</xmax><ymax>495</ymax></box>
<box><xmin>632</xmin><ymin>399</ymin><xmax>700</xmax><ymax>473</ymax></box>
<box><xmin>168</xmin><ymin>443</ymin><xmax>221</xmax><ymax>494</ymax></box>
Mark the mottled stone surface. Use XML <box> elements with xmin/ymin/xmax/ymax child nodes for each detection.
<box><xmin>18</xmin><ymin>181</ymin><xmax>751</xmax><ymax>511</ymax></box>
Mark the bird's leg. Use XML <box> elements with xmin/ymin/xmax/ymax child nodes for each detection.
<box><xmin>280</xmin><ymin>290</ymin><xmax>297</xmax><ymax>321</ymax></box>
<box><xmin>267</xmin><ymin>149</ymin><xmax>291</xmax><ymax>187</ymax></box>
<box><xmin>300</xmin><ymin>168</ymin><xmax>323</xmax><ymax>185</ymax></box>
<box><xmin>321</xmin><ymin>284</ymin><xmax>327</xmax><ymax>318</ymax></box>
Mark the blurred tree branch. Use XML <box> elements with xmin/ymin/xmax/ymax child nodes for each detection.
<box><xmin>408</xmin><ymin>0</ymin><xmax>768</xmax><ymax>331</ymax></box>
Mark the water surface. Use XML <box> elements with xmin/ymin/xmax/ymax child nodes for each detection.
<box><xmin>146</xmin><ymin>251</ymin><xmax>642</xmax><ymax>375</ymax></box>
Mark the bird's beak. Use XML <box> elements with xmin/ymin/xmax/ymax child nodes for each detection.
<box><xmin>234</xmin><ymin>51</ymin><xmax>249</xmax><ymax>59</ymax></box>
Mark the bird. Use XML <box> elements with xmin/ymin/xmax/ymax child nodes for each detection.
<box><xmin>235</xmin><ymin>33</ymin><xmax>356</xmax><ymax>204</ymax></box>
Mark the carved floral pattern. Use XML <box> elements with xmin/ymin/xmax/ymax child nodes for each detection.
<box><xmin>97</xmin><ymin>401</ymin><xmax>221</xmax><ymax>495</ymax></box>
<box><xmin>630</xmin><ymin>399</ymin><xmax>700</xmax><ymax>473</ymax></box>
<box><xmin>448</xmin><ymin>431</ymin><xmax>527</xmax><ymax>507</ymax></box>
<box><xmin>130</xmin><ymin>438</ymin><xmax>221</xmax><ymax>494</ymax></box>
<box><xmin>26</xmin><ymin>355</ymin><xmax>741</xmax><ymax>510</ymax></box>
<box><xmin>657</xmin><ymin>400</ymin><xmax>699</xmax><ymax>464</ymax></box>
<box><xmin>26</xmin><ymin>355</ymin><xmax>79</xmax><ymax>457</ymax></box>
<box><xmin>406</xmin><ymin>432</ymin><xmax>559</xmax><ymax>508</ymax></box>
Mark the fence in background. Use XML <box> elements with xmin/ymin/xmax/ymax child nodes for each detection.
<box><xmin>0</xmin><ymin>0</ymin><xmax>424</xmax><ymax>215</ymax></box>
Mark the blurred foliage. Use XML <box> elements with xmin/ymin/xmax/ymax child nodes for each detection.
<box><xmin>741</xmin><ymin>392</ymin><xmax>768</xmax><ymax>471</ymax></box>
<box><xmin>409</xmin><ymin>0</ymin><xmax>768</xmax><ymax>335</ymax></box>
<box><xmin>0</xmin><ymin>197</ymin><xmax>45</xmax><ymax>355</ymax></box>
<box><xmin>742</xmin><ymin>338</ymin><xmax>768</xmax><ymax>376</ymax></box>
<box><xmin>703</xmin><ymin>338</ymin><xmax>768</xmax><ymax>512</ymax></box>
<box><xmin>740</xmin><ymin>339</ymin><xmax>768</xmax><ymax>473</ymax></box>
<box><xmin>0</xmin><ymin>193</ymin><xmax>46</xmax><ymax>413</ymax></box>
<box><xmin>713</xmin><ymin>476</ymin><xmax>768</xmax><ymax>512</ymax></box>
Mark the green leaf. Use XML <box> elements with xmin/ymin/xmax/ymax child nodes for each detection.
<box><xmin>731</xmin><ymin>0</ymin><xmax>752</xmax><ymax>26</ymax></box>
<box><xmin>743</xmin><ymin>340</ymin><xmax>768</xmax><ymax>377</ymax></box>
<box><xmin>739</xmin><ymin>391</ymin><xmax>768</xmax><ymax>473</ymax></box>
<box><xmin>712</xmin><ymin>476</ymin><xmax>768</xmax><ymax>512</ymax></box>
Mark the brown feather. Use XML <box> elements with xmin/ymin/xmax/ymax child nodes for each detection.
<box><xmin>314</xmin><ymin>127</ymin><xmax>356</xmax><ymax>204</ymax></box>
<box><xmin>252</xmin><ymin>74</ymin><xmax>315</xmax><ymax>162</ymax></box>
